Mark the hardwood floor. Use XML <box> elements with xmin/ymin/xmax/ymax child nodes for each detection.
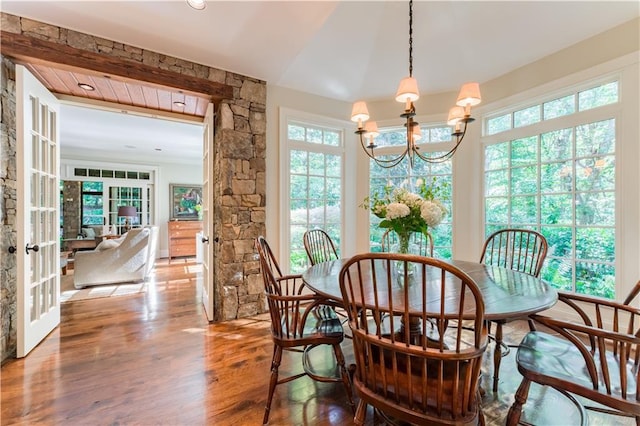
<box><xmin>1</xmin><ymin>259</ymin><xmax>633</xmax><ymax>425</ymax></box>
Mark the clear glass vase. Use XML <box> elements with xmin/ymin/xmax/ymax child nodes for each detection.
<box><xmin>391</xmin><ymin>232</ymin><xmax>417</xmax><ymax>285</ymax></box>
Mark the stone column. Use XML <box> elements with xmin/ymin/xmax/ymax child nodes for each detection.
<box><xmin>0</xmin><ymin>55</ymin><xmax>18</xmax><ymax>360</ymax></box>
<box><xmin>215</xmin><ymin>79</ymin><xmax>266</xmax><ymax>320</ymax></box>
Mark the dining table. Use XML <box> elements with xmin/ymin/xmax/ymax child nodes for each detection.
<box><xmin>302</xmin><ymin>257</ymin><xmax>559</xmax><ymax>393</ymax></box>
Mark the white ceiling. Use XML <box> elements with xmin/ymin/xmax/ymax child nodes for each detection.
<box><xmin>3</xmin><ymin>0</ymin><xmax>638</xmax><ymax>163</ymax></box>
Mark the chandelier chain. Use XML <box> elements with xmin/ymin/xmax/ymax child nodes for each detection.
<box><xmin>408</xmin><ymin>0</ymin><xmax>413</xmax><ymax>77</ymax></box>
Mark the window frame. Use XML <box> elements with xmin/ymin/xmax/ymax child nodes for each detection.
<box><xmin>279</xmin><ymin>108</ymin><xmax>351</xmax><ymax>274</ymax></box>
<box><xmin>481</xmin><ymin>74</ymin><xmax>626</xmax><ymax>299</ymax></box>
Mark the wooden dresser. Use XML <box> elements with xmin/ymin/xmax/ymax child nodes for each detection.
<box><xmin>167</xmin><ymin>220</ymin><xmax>202</xmax><ymax>261</ymax></box>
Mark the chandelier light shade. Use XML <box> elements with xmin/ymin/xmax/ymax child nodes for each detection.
<box><xmin>350</xmin><ymin>101</ymin><xmax>370</xmax><ymax>125</ymax></box>
<box><xmin>395</xmin><ymin>76</ymin><xmax>420</xmax><ymax>105</ymax></box>
<box><xmin>456</xmin><ymin>82</ymin><xmax>482</xmax><ymax>108</ymax></box>
<box><xmin>351</xmin><ymin>0</ymin><xmax>481</xmax><ymax>168</ymax></box>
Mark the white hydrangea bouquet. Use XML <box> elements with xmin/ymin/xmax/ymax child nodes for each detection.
<box><xmin>363</xmin><ymin>178</ymin><xmax>448</xmax><ymax>254</ymax></box>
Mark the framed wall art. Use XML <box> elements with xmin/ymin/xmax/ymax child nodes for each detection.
<box><xmin>169</xmin><ymin>183</ymin><xmax>202</xmax><ymax>220</ymax></box>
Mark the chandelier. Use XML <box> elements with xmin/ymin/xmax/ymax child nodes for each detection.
<box><xmin>350</xmin><ymin>0</ymin><xmax>481</xmax><ymax>168</ymax></box>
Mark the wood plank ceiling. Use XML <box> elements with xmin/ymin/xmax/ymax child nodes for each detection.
<box><xmin>25</xmin><ymin>63</ymin><xmax>211</xmax><ymax>118</ymax></box>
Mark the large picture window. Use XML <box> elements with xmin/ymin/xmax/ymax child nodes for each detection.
<box><xmin>285</xmin><ymin>120</ymin><xmax>343</xmax><ymax>273</ymax></box>
<box><xmin>483</xmin><ymin>80</ymin><xmax>618</xmax><ymax>298</ymax></box>
<box><xmin>368</xmin><ymin>125</ymin><xmax>453</xmax><ymax>258</ymax></box>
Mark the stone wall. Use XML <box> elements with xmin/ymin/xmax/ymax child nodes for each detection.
<box><xmin>0</xmin><ymin>55</ymin><xmax>18</xmax><ymax>360</ymax></box>
<box><xmin>0</xmin><ymin>13</ymin><xmax>267</xmax><ymax>363</ymax></box>
<box><xmin>62</xmin><ymin>181</ymin><xmax>81</xmax><ymax>239</ymax></box>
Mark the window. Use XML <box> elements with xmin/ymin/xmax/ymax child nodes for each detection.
<box><xmin>285</xmin><ymin>120</ymin><xmax>343</xmax><ymax>273</ymax></box>
<box><xmin>368</xmin><ymin>125</ymin><xmax>453</xmax><ymax>258</ymax></box>
<box><xmin>82</xmin><ymin>181</ymin><xmax>104</xmax><ymax>225</ymax></box>
<box><xmin>61</xmin><ymin>179</ymin><xmax>152</xmax><ymax>234</ymax></box>
<box><xmin>483</xmin><ymin>80</ymin><xmax>618</xmax><ymax>298</ymax></box>
<box><xmin>108</xmin><ymin>186</ymin><xmax>144</xmax><ymax>234</ymax></box>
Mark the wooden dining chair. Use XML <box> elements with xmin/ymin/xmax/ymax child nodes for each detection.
<box><xmin>339</xmin><ymin>252</ymin><xmax>488</xmax><ymax>425</ymax></box>
<box><xmin>303</xmin><ymin>228</ymin><xmax>339</xmax><ymax>266</ymax></box>
<box><xmin>623</xmin><ymin>279</ymin><xmax>640</xmax><ymax>306</ymax></box>
<box><xmin>255</xmin><ymin>236</ymin><xmax>354</xmax><ymax>425</ymax></box>
<box><xmin>381</xmin><ymin>229</ymin><xmax>434</xmax><ymax>257</ymax></box>
<box><xmin>480</xmin><ymin>228</ymin><xmax>548</xmax><ymax>277</ymax></box>
<box><xmin>507</xmin><ymin>291</ymin><xmax>640</xmax><ymax>425</ymax></box>
<box><xmin>480</xmin><ymin>228</ymin><xmax>548</xmax><ymax>392</ymax></box>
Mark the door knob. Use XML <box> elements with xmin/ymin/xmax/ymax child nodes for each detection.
<box><xmin>8</xmin><ymin>246</ymin><xmax>16</xmax><ymax>254</ymax></box>
<box><xmin>25</xmin><ymin>244</ymin><xmax>40</xmax><ymax>254</ymax></box>
<box><xmin>214</xmin><ymin>237</ymin><xmax>220</xmax><ymax>243</ymax></box>
<box><xmin>201</xmin><ymin>236</ymin><xmax>209</xmax><ymax>244</ymax></box>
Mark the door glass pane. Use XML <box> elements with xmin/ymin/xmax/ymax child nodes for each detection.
<box><xmin>39</xmin><ymin>281</ymin><xmax>47</xmax><ymax>315</ymax></box>
<box><xmin>30</xmin><ymin>286</ymin><xmax>37</xmax><ymax>321</ymax></box>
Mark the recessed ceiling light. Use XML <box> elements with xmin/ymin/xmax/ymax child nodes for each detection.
<box><xmin>78</xmin><ymin>83</ymin><xmax>95</xmax><ymax>91</ymax></box>
<box><xmin>187</xmin><ymin>0</ymin><xmax>206</xmax><ymax>10</ymax></box>
<box><xmin>155</xmin><ymin>148</ymin><xmax>163</xmax><ymax>152</ymax></box>
<box><xmin>124</xmin><ymin>145</ymin><xmax>136</xmax><ymax>149</ymax></box>
<box><xmin>173</xmin><ymin>101</ymin><xmax>186</xmax><ymax>108</ymax></box>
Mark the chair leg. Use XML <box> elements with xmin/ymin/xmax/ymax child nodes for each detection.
<box><xmin>492</xmin><ymin>321</ymin><xmax>504</xmax><ymax>392</ymax></box>
<box><xmin>263</xmin><ymin>345</ymin><xmax>282</xmax><ymax>425</ymax></box>
<box><xmin>333</xmin><ymin>343</ymin><xmax>355</xmax><ymax>412</ymax></box>
<box><xmin>354</xmin><ymin>400</ymin><xmax>367</xmax><ymax>425</ymax></box>
<box><xmin>506</xmin><ymin>377</ymin><xmax>531</xmax><ymax>426</ymax></box>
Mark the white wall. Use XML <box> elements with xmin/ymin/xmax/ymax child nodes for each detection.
<box><xmin>155</xmin><ymin>161</ymin><xmax>203</xmax><ymax>258</ymax></box>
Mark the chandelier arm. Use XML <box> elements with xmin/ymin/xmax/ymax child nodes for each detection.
<box><xmin>412</xmin><ymin>120</ymin><xmax>470</xmax><ymax>163</ymax></box>
<box><xmin>375</xmin><ymin>154</ymin><xmax>408</xmax><ymax>169</ymax></box>
<box><xmin>357</xmin><ymin>132</ymin><xmax>409</xmax><ymax>168</ymax></box>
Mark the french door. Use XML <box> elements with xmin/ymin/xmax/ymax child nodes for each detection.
<box><xmin>201</xmin><ymin>103</ymin><xmax>216</xmax><ymax>320</ymax></box>
<box><xmin>16</xmin><ymin>65</ymin><xmax>61</xmax><ymax>357</ymax></box>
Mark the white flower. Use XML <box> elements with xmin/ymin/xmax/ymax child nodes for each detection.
<box><xmin>386</xmin><ymin>202</ymin><xmax>410</xmax><ymax>220</ymax></box>
<box><xmin>420</xmin><ymin>200</ymin><xmax>444</xmax><ymax>227</ymax></box>
<box><xmin>372</xmin><ymin>204</ymin><xmax>386</xmax><ymax>216</ymax></box>
<box><xmin>402</xmin><ymin>192</ymin><xmax>422</xmax><ymax>208</ymax></box>
<box><xmin>433</xmin><ymin>199</ymin><xmax>448</xmax><ymax>216</ymax></box>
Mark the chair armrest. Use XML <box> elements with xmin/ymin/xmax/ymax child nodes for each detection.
<box><xmin>530</xmin><ymin>314</ymin><xmax>640</xmax><ymax>345</ymax></box>
<box><xmin>554</xmin><ymin>290</ymin><xmax>640</xmax><ymax>329</ymax></box>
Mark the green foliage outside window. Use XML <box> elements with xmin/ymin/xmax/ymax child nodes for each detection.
<box><xmin>82</xmin><ymin>181</ymin><xmax>103</xmax><ymax>225</ymax></box>
<box><xmin>484</xmin><ymin>80</ymin><xmax>618</xmax><ymax>298</ymax></box>
<box><xmin>288</xmin><ymin>122</ymin><xmax>342</xmax><ymax>273</ymax></box>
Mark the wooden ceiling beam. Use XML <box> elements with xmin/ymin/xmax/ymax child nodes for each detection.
<box><xmin>0</xmin><ymin>30</ymin><xmax>234</xmax><ymax>102</ymax></box>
